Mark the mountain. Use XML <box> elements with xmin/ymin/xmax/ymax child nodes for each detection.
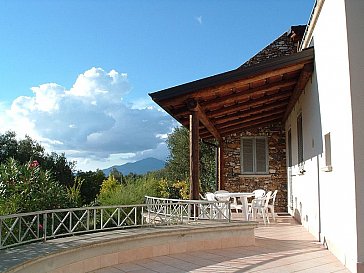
<box><xmin>102</xmin><ymin>157</ymin><xmax>166</xmax><ymax>176</ymax></box>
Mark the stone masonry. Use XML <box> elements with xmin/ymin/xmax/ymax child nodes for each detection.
<box><xmin>219</xmin><ymin>26</ymin><xmax>306</xmax><ymax>212</ymax></box>
<box><xmin>222</xmin><ymin>122</ymin><xmax>287</xmax><ymax>212</ymax></box>
<box><xmin>240</xmin><ymin>29</ymin><xmax>300</xmax><ymax>68</ymax></box>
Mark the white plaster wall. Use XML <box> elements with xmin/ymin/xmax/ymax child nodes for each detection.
<box><xmin>286</xmin><ymin>0</ymin><xmax>360</xmax><ymax>271</ymax></box>
<box><xmin>345</xmin><ymin>0</ymin><xmax>364</xmax><ymax>269</ymax></box>
<box><xmin>286</xmin><ymin>77</ymin><xmax>321</xmax><ymax>238</ymax></box>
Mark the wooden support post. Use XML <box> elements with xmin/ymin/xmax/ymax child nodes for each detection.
<box><xmin>218</xmin><ymin>142</ymin><xmax>225</xmax><ymax>190</ymax></box>
<box><xmin>189</xmin><ymin>112</ymin><xmax>200</xmax><ymax>200</ymax></box>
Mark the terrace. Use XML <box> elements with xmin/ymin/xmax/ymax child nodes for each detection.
<box><xmin>0</xmin><ymin>197</ymin><xmax>349</xmax><ymax>273</ymax></box>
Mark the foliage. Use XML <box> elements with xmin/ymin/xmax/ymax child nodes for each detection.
<box><xmin>172</xmin><ymin>180</ymin><xmax>189</xmax><ymax>200</ymax></box>
<box><xmin>165</xmin><ymin>127</ymin><xmax>190</xmax><ymax>183</ymax></box>
<box><xmin>75</xmin><ymin>169</ymin><xmax>105</xmax><ymax>205</ymax></box>
<box><xmin>164</xmin><ymin>126</ymin><xmax>216</xmax><ymax>194</ymax></box>
<box><xmin>108</xmin><ymin>167</ymin><xmax>126</xmax><ymax>184</ymax></box>
<box><xmin>99</xmin><ymin>175</ymin><xmax>122</xmax><ymax>197</ymax></box>
<box><xmin>42</xmin><ymin>152</ymin><xmax>75</xmax><ymax>187</ymax></box>
<box><xmin>0</xmin><ymin>158</ymin><xmax>76</xmax><ymax>214</ymax></box>
<box><xmin>66</xmin><ymin>176</ymin><xmax>84</xmax><ymax>207</ymax></box>
<box><xmin>97</xmin><ymin>173</ymin><xmax>168</xmax><ymax>206</ymax></box>
<box><xmin>0</xmin><ymin>131</ymin><xmax>75</xmax><ymax>188</ymax></box>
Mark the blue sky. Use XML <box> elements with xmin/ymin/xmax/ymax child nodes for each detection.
<box><xmin>0</xmin><ymin>0</ymin><xmax>314</xmax><ymax>171</ymax></box>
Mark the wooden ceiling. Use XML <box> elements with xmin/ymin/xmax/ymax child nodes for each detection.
<box><xmin>150</xmin><ymin>47</ymin><xmax>314</xmax><ymax>140</ymax></box>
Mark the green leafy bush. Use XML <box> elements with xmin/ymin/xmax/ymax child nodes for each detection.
<box><xmin>98</xmin><ymin>174</ymin><xmax>167</xmax><ymax>206</ymax></box>
<box><xmin>0</xmin><ymin>158</ymin><xmax>76</xmax><ymax>214</ymax></box>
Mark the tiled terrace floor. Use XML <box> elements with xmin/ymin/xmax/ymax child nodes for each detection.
<box><xmin>90</xmin><ymin>216</ymin><xmax>350</xmax><ymax>273</ymax></box>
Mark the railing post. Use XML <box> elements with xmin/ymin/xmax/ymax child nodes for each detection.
<box><xmin>118</xmin><ymin>207</ymin><xmax>121</xmax><ymax>227</ymax></box>
<box><xmin>18</xmin><ymin>215</ymin><xmax>21</xmax><ymax>243</ymax></box>
<box><xmin>141</xmin><ymin>206</ymin><xmax>144</xmax><ymax>225</ymax></box>
<box><xmin>101</xmin><ymin>209</ymin><xmax>103</xmax><ymax>229</ymax></box>
<box><xmin>52</xmin><ymin>212</ymin><xmax>54</xmax><ymax>237</ymax></box>
<box><xmin>0</xmin><ymin>218</ymin><xmax>2</xmax><ymax>248</ymax></box>
<box><xmin>188</xmin><ymin>203</ymin><xmax>191</xmax><ymax>219</ymax></box>
<box><xmin>43</xmin><ymin>213</ymin><xmax>47</xmax><ymax>243</ymax></box>
<box><xmin>94</xmin><ymin>209</ymin><xmax>97</xmax><ymax>230</ymax></box>
<box><xmin>87</xmin><ymin>209</ymin><xmax>90</xmax><ymax>231</ymax></box>
<box><xmin>69</xmin><ymin>212</ymin><xmax>72</xmax><ymax>234</ymax></box>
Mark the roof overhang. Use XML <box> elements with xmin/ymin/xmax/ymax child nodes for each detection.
<box><xmin>149</xmin><ymin>47</ymin><xmax>314</xmax><ymax>140</ymax></box>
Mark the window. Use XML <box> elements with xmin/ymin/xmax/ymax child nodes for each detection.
<box><xmin>297</xmin><ymin>113</ymin><xmax>303</xmax><ymax>164</ymax></box>
<box><xmin>288</xmin><ymin>128</ymin><xmax>292</xmax><ymax>167</ymax></box>
<box><xmin>323</xmin><ymin>132</ymin><xmax>332</xmax><ymax>171</ymax></box>
<box><xmin>241</xmin><ymin>137</ymin><xmax>268</xmax><ymax>174</ymax></box>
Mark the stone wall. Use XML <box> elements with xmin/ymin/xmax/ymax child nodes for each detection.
<box><xmin>240</xmin><ymin>31</ymin><xmax>298</xmax><ymax>68</ymax></box>
<box><xmin>222</xmin><ymin>122</ymin><xmax>287</xmax><ymax>212</ymax></box>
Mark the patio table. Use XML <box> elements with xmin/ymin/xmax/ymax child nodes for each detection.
<box><xmin>214</xmin><ymin>192</ymin><xmax>254</xmax><ymax>221</ymax></box>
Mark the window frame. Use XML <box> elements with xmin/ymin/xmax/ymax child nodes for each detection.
<box><xmin>287</xmin><ymin>128</ymin><xmax>292</xmax><ymax>167</ymax></box>
<box><xmin>297</xmin><ymin>113</ymin><xmax>304</xmax><ymax>165</ymax></box>
<box><xmin>240</xmin><ymin>136</ymin><xmax>269</xmax><ymax>174</ymax></box>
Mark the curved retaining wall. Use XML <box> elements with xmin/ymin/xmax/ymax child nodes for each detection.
<box><xmin>3</xmin><ymin>221</ymin><xmax>256</xmax><ymax>273</ymax></box>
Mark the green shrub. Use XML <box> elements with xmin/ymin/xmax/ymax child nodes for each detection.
<box><xmin>98</xmin><ymin>175</ymin><xmax>167</xmax><ymax>206</ymax></box>
<box><xmin>0</xmin><ymin>158</ymin><xmax>76</xmax><ymax>214</ymax></box>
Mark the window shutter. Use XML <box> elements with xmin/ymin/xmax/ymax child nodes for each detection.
<box><xmin>256</xmin><ymin>138</ymin><xmax>267</xmax><ymax>173</ymax></box>
<box><xmin>288</xmin><ymin>129</ymin><xmax>292</xmax><ymax>167</ymax></box>
<box><xmin>242</xmin><ymin>138</ymin><xmax>254</xmax><ymax>173</ymax></box>
<box><xmin>324</xmin><ymin>133</ymin><xmax>331</xmax><ymax>167</ymax></box>
<box><xmin>297</xmin><ymin>114</ymin><xmax>303</xmax><ymax>164</ymax></box>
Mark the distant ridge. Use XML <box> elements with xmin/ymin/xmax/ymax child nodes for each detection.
<box><xmin>102</xmin><ymin>157</ymin><xmax>166</xmax><ymax>176</ymax></box>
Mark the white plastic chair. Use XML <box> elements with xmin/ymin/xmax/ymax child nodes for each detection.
<box><xmin>267</xmin><ymin>190</ymin><xmax>278</xmax><ymax>221</ymax></box>
<box><xmin>253</xmin><ymin>189</ymin><xmax>266</xmax><ymax>198</ymax></box>
<box><xmin>199</xmin><ymin>193</ymin><xmax>207</xmax><ymax>200</ymax></box>
<box><xmin>205</xmin><ymin>192</ymin><xmax>230</xmax><ymax>219</ymax></box>
<box><xmin>205</xmin><ymin>192</ymin><xmax>217</xmax><ymax>201</ymax></box>
<box><xmin>248</xmin><ymin>189</ymin><xmax>266</xmax><ymax>214</ymax></box>
<box><xmin>214</xmin><ymin>190</ymin><xmax>229</xmax><ymax>194</ymax></box>
<box><xmin>230</xmin><ymin>196</ymin><xmax>243</xmax><ymax>213</ymax></box>
<box><xmin>251</xmin><ymin>191</ymin><xmax>272</xmax><ymax>225</ymax></box>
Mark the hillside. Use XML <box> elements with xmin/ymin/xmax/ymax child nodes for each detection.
<box><xmin>102</xmin><ymin>157</ymin><xmax>166</xmax><ymax>176</ymax></box>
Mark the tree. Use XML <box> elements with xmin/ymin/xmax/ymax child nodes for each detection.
<box><xmin>0</xmin><ymin>131</ymin><xmax>21</xmax><ymax>162</ymax></box>
<box><xmin>109</xmin><ymin>167</ymin><xmax>125</xmax><ymax>184</ymax></box>
<box><xmin>0</xmin><ymin>131</ymin><xmax>75</xmax><ymax>188</ymax></box>
<box><xmin>76</xmin><ymin>170</ymin><xmax>105</xmax><ymax>204</ymax></box>
<box><xmin>0</xmin><ymin>158</ymin><xmax>75</xmax><ymax>214</ymax></box>
<box><xmin>42</xmin><ymin>152</ymin><xmax>75</xmax><ymax>187</ymax></box>
<box><xmin>165</xmin><ymin>126</ymin><xmax>216</xmax><ymax>194</ymax></box>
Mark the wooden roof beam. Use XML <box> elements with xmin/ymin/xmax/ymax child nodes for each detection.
<box><xmin>220</xmin><ymin>119</ymin><xmax>283</xmax><ymax>136</ymax></box>
<box><xmin>173</xmin><ymin>81</ymin><xmax>294</xmax><ymax>119</ymax></box>
<box><xmin>205</xmin><ymin>90</ymin><xmax>292</xmax><ymax>118</ymax></box>
<box><xmin>212</xmin><ymin>100</ymin><xmax>289</xmax><ymax>125</ymax></box>
<box><xmin>187</xmin><ymin>99</ymin><xmax>222</xmax><ymax>141</ymax></box>
<box><xmin>158</xmin><ymin>63</ymin><xmax>307</xmax><ymax>107</ymax></box>
<box><xmin>283</xmin><ymin>62</ymin><xmax>314</xmax><ymax>121</ymax></box>
<box><xmin>199</xmin><ymin>79</ymin><xmax>296</xmax><ymax>110</ymax></box>
<box><xmin>200</xmin><ymin>114</ymin><xmax>283</xmax><ymax>138</ymax></box>
<box><xmin>215</xmin><ymin>109</ymin><xmax>285</xmax><ymax>131</ymax></box>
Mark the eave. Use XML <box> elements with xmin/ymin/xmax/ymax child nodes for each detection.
<box><xmin>149</xmin><ymin>47</ymin><xmax>314</xmax><ymax>140</ymax></box>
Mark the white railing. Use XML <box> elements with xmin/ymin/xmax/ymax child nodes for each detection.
<box><xmin>144</xmin><ymin>196</ymin><xmax>231</xmax><ymax>224</ymax></box>
<box><xmin>0</xmin><ymin>197</ymin><xmax>231</xmax><ymax>249</ymax></box>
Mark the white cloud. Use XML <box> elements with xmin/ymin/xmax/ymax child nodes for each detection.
<box><xmin>0</xmin><ymin>67</ymin><xmax>176</xmax><ymax>171</ymax></box>
<box><xmin>195</xmin><ymin>16</ymin><xmax>203</xmax><ymax>25</ymax></box>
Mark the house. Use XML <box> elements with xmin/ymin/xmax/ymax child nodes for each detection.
<box><xmin>149</xmin><ymin>1</ymin><xmax>364</xmax><ymax>272</ymax></box>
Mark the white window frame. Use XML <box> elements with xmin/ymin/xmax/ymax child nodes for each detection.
<box><xmin>240</xmin><ymin>136</ymin><xmax>269</xmax><ymax>174</ymax></box>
